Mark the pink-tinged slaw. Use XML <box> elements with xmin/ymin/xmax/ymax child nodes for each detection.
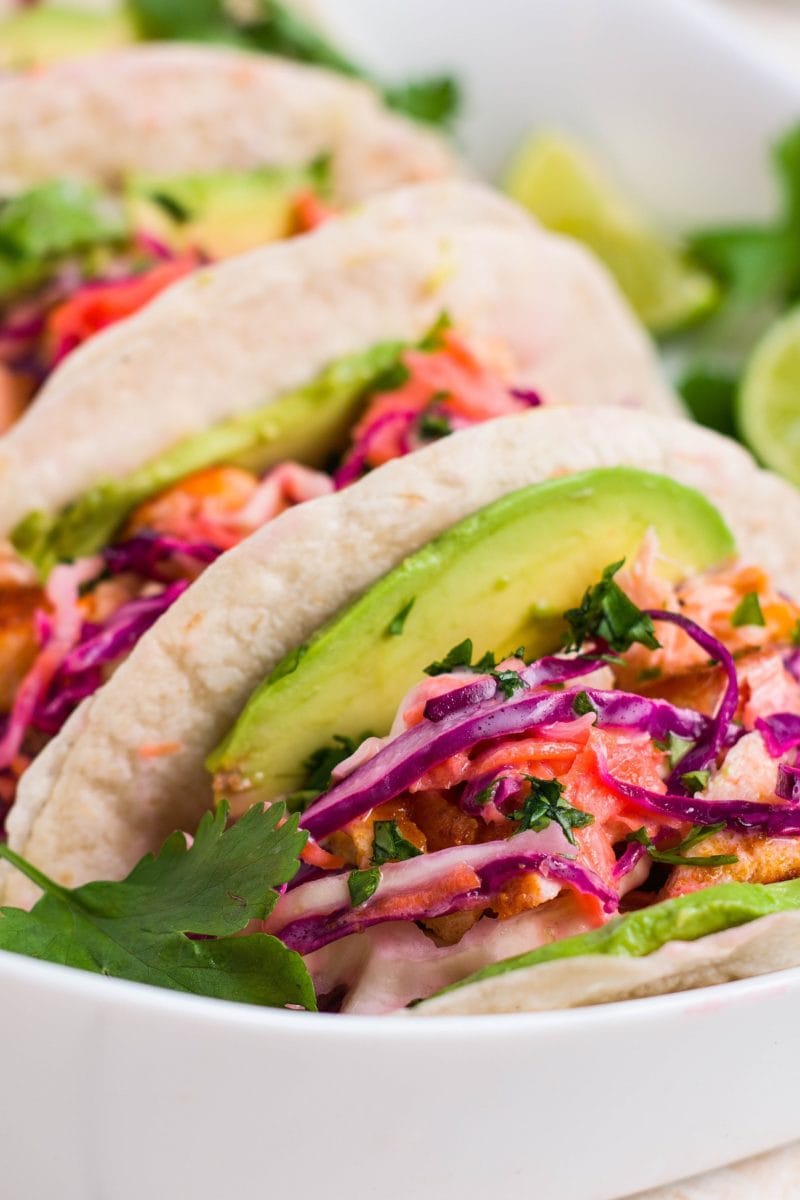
<box><xmin>0</xmin><ymin>328</ymin><xmax>534</xmax><ymax>817</ymax></box>
<box><xmin>257</xmin><ymin>552</ymin><xmax>800</xmax><ymax>1012</ymax></box>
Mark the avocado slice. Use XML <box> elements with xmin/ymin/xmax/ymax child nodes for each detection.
<box><xmin>208</xmin><ymin>467</ymin><xmax>735</xmax><ymax>806</ymax></box>
<box><xmin>12</xmin><ymin>337</ymin><xmax>406</xmax><ymax>578</ymax></box>
<box><xmin>0</xmin><ymin>6</ymin><xmax>136</xmax><ymax>69</ymax></box>
<box><xmin>421</xmin><ymin>878</ymin><xmax>800</xmax><ymax>1006</ymax></box>
<box><xmin>125</xmin><ymin>158</ymin><xmax>331</xmax><ymax>260</ymax></box>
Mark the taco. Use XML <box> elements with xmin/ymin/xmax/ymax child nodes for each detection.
<box><xmin>7</xmin><ymin>403</ymin><xmax>800</xmax><ymax>1020</ymax></box>
<box><xmin>0</xmin><ymin>42</ymin><xmax>456</xmax><ymax>426</ymax></box>
<box><xmin>0</xmin><ymin>180</ymin><xmax>679</xmax><ymax>825</ymax></box>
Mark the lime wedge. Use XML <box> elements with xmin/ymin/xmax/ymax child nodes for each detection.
<box><xmin>503</xmin><ymin>132</ymin><xmax>719</xmax><ymax>335</ymax></box>
<box><xmin>738</xmin><ymin>307</ymin><xmax>800</xmax><ymax>486</ymax></box>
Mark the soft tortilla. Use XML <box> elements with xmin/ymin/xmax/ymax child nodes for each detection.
<box><xmin>0</xmin><ymin>179</ymin><xmax>678</xmax><ymax>535</ymax></box>
<box><xmin>5</xmin><ymin>407</ymin><xmax>800</xmax><ymax>907</ymax></box>
<box><xmin>0</xmin><ymin>43</ymin><xmax>456</xmax><ymax>202</ymax></box>
<box><xmin>414</xmin><ymin>910</ymin><xmax>800</xmax><ymax>1016</ymax></box>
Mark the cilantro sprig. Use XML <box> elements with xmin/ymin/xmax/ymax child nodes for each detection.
<box><xmin>625</xmin><ymin>823</ymin><xmax>738</xmax><ymax>869</ymax></box>
<box><xmin>0</xmin><ymin>803</ymin><xmax>316</xmax><ymax>1010</ymax></box>
<box><xmin>511</xmin><ymin>778</ymin><xmax>594</xmax><ymax>847</ymax></box>
<box><xmin>424</xmin><ymin>640</ymin><xmax>527</xmax><ymax>697</ymax></box>
<box><xmin>562</xmin><ymin>560</ymin><xmax>660</xmax><ymax>655</ymax></box>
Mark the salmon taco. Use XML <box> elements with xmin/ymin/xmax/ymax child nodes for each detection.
<box><xmin>0</xmin><ymin>180</ymin><xmax>678</xmax><ymax>823</ymax></box>
<box><xmin>0</xmin><ymin>41</ymin><xmax>457</xmax><ymax>426</ymax></box>
<box><xmin>5</xmin><ymin>406</ymin><xmax>800</xmax><ymax>1020</ymax></box>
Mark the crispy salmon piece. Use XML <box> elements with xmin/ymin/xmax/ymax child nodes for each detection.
<box><xmin>0</xmin><ymin>586</ymin><xmax>45</xmax><ymax>712</ymax></box>
<box><xmin>663</xmin><ymin>833</ymin><xmax>800</xmax><ymax>897</ymax></box>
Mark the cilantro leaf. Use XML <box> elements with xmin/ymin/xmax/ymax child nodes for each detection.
<box><xmin>731</xmin><ymin>591</ymin><xmax>765</xmax><ymax>628</ymax></box>
<box><xmin>0</xmin><ymin>803</ymin><xmax>316</xmax><ymax>1010</ymax></box>
<box><xmin>348</xmin><ymin>867</ymin><xmax>382</xmax><ymax>907</ymax></box>
<box><xmin>418</xmin><ymin>410</ymin><xmax>453</xmax><ymax>440</ymax></box>
<box><xmin>625</xmin><ymin>823</ymin><xmax>738</xmax><ymax>869</ymax></box>
<box><xmin>384</xmin><ymin>76</ymin><xmax>460</xmax><ymax>127</ymax></box>
<box><xmin>562</xmin><ymin>560</ymin><xmax>660</xmax><ymax>654</ymax></box>
<box><xmin>371</xmin><ymin>820</ymin><xmax>422</xmax><ymax>865</ymax></box>
<box><xmin>285</xmin><ymin>733</ymin><xmax>367</xmax><ymax>811</ymax></box>
<box><xmin>678</xmin><ymin>123</ymin><xmax>800</xmax><ymax>436</ymax></box>
<box><xmin>424</xmin><ymin>638</ymin><xmax>474</xmax><ymax>676</ymax></box>
<box><xmin>678</xmin><ymin>368</ymin><xmax>738</xmax><ymax>437</ymax></box>
<box><xmin>510</xmin><ymin>778</ymin><xmax>594</xmax><ymax>847</ymax></box>
<box><xmin>680</xmin><ymin>769</ymin><xmax>711</xmax><ymax>795</ymax></box>
<box><xmin>572</xmin><ymin>691</ymin><xmax>597</xmax><ymax>717</ymax></box>
<box><xmin>654</xmin><ymin>732</ymin><xmax>695</xmax><ymax>769</ymax></box>
<box><xmin>386</xmin><ymin>598</ymin><xmax>415</xmax><ymax>637</ymax></box>
<box><xmin>491</xmin><ymin>669</ymin><xmax>527</xmax><ymax>700</ymax></box>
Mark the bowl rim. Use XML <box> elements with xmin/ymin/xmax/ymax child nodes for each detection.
<box><xmin>1</xmin><ymin>945</ymin><xmax>798</xmax><ymax>1038</ymax></box>
<box><xmin>7</xmin><ymin>0</ymin><xmax>800</xmax><ymax>1042</ymax></box>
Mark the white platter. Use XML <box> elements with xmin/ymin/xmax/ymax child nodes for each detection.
<box><xmin>3</xmin><ymin>2</ymin><xmax>800</xmax><ymax>1198</ymax></box>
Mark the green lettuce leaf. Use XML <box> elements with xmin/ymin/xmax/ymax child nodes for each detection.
<box><xmin>0</xmin><ymin>180</ymin><xmax>128</xmax><ymax>303</ymax></box>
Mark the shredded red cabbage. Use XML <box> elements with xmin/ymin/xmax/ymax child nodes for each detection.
<box><xmin>423</xmin><ymin>655</ymin><xmax>603</xmax><ymax>723</ymax></box>
<box><xmin>104</xmin><ymin>535</ymin><xmax>220</xmax><ymax>581</ymax></box>
<box><xmin>460</xmin><ymin>771</ymin><xmax>522</xmax><ymax>816</ymax></box>
<box><xmin>755</xmin><ymin>713</ymin><xmax>800</xmax><ymax>759</ymax></box>
<box><xmin>332</xmin><ymin>409</ymin><xmax>418</xmax><ymax>490</ymax></box>
<box><xmin>597</xmin><ymin>753</ymin><xmax>800</xmax><ymax>837</ymax></box>
<box><xmin>777</xmin><ymin>762</ymin><xmax>800</xmax><ymax>803</ymax></box>
<box><xmin>58</xmin><ymin>582</ymin><xmax>188</xmax><ymax>676</ymax></box>
<box><xmin>301</xmin><ymin>685</ymin><xmax>709</xmax><ymax>841</ymax></box>
<box><xmin>274</xmin><ymin>831</ymin><xmax>616</xmax><ymax>954</ymax></box>
<box><xmin>647</xmin><ymin>609</ymin><xmax>740</xmax><ymax>790</ymax></box>
<box><xmin>509</xmin><ymin>387</ymin><xmax>542</xmax><ymax>407</ymax></box>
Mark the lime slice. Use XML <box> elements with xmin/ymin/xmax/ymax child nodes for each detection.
<box><xmin>503</xmin><ymin>132</ymin><xmax>719</xmax><ymax>336</ymax></box>
<box><xmin>738</xmin><ymin>307</ymin><xmax>800</xmax><ymax>486</ymax></box>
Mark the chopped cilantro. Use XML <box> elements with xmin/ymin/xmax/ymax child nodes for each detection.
<box><xmin>348</xmin><ymin>866</ymin><xmax>382</xmax><ymax>907</ymax></box>
<box><xmin>472</xmin><ymin>780</ymin><xmax>502</xmax><ymax>808</ymax></box>
<box><xmin>510</xmin><ymin>778</ymin><xmax>594</xmax><ymax>846</ymax></box>
<box><xmin>491</xmin><ymin>669</ymin><xmax>527</xmax><ymax>700</ymax></box>
<box><xmin>371</xmin><ymin>820</ymin><xmax>422</xmax><ymax>865</ymax></box>
<box><xmin>149</xmin><ymin>191</ymin><xmax>192</xmax><ymax>224</ymax></box>
<box><xmin>637</xmin><ymin>666</ymin><xmax>663</xmax><ymax>683</ymax></box>
<box><xmin>303</xmin><ymin>735</ymin><xmax>359</xmax><ymax>791</ymax></box>
<box><xmin>418</xmin><ymin>410</ymin><xmax>453</xmax><ymax>440</ymax></box>
<box><xmin>0</xmin><ymin>803</ymin><xmax>316</xmax><ymax>1009</ymax></box>
<box><xmin>424</xmin><ymin>638</ymin><xmax>474</xmax><ymax>676</ymax></box>
<box><xmin>661</xmin><ymin>732</ymin><xmax>695</xmax><ymax>769</ymax></box>
<box><xmin>731</xmin><ymin>591</ymin><xmax>766</xmax><ymax>628</ymax></box>
<box><xmin>418</xmin><ymin>312</ymin><xmax>453</xmax><ymax>350</ymax></box>
<box><xmin>793</xmin><ymin>620</ymin><xmax>800</xmax><ymax>647</ymax></box>
<box><xmin>625</xmin><ymin>823</ymin><xmax>738</xmax><ymax>868</ymax></box>
<box><xmin>474</xmin><ymin>649</ymin><xmax>498</xmax><ymax>672</ymax></box>
<box><xmin>572</xmin><ymin>691</ymin><xmax>597</xmax><ymax>717</ymax></box>
<box><xmin>681</xmin><ymin>769</ymin><xmax>711</xmax><ymax>795</ymax></box>
<box><xmin>386</xmin><ymin>598</ymin><xmax>415</xmax><ymax>637</ymax></box>
<box><xmin>562</xmin><ymin>561</ymin><xmax>661</xmax><ymax>654</ymax></box>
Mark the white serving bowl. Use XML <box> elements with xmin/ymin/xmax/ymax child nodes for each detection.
<box><xmin>3</xmin><ymin>2</ymin><xmax>800</xmax><ymax>1197</ymax></box>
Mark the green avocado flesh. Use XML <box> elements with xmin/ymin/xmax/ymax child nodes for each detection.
<box><xmin>12</xmin><ymin>338</ymin><xmax>405</xmax><ymax>578</ymax></box>
<box><xmin>125</xmin><ymin>158</ymin><xmax>330</xmax><ymax>259</ymax></box>
<box><xmin>0</xmin><ymin>6</ymin><xmax>135</xmax><ymax>69</ymax></box>
<box><xmin>208</xmin><ymin>467</ymin><xmax>736</xmax><ymax>807</ymax></box>
<box><xmin>426</xmin><ymin>878</ymin><xmax>800</xmax><ymax>1001</ymax></box>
